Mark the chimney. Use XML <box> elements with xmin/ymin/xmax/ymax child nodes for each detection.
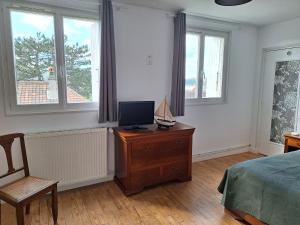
<box><xmin>47</xmin><ymin>66</ymin><xmax>58</xmax><ymax>100</ymax></box>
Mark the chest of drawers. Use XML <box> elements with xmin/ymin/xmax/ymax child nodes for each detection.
<box><xmin>284</xmin><ymin>133</ymin><xmax>300</xmax><ymax>153</ymax></box>
<box><xmin>113</xmin><ymin>122</ymin><xmax>195</xmax><ymax>195</ymax></box>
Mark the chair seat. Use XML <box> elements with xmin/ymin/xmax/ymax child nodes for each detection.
<box><xmin>0</xmin><ymin>176</ymin><xmax>57</xmax><ymax>204</ymax></box>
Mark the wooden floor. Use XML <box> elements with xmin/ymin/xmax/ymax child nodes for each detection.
<box><xmin>2</xmin><ymin>152</ymin><xmax>260</xmax><ymax>225</ymax></box>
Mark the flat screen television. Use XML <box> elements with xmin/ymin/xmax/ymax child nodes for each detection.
<box><xmin>118</xmin><ymin>101</ymin><xmax>154</xmax><ymax>129</ymax></box>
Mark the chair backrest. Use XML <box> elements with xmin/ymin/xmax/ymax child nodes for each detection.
<box><xmin>0</xmin><ymin>133</ymin><xmax>30</xmax><ymax>179</ymax></box>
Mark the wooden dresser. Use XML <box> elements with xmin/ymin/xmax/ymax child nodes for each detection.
<box><xmin>284</xmin><ymin>133</ymin><xmax>300</xmax><ymax>153</ymax></box>
<box><xmin>113</xmin><ymin>122</ymin><xmax>195</xmax><ymax>195</ymax></box>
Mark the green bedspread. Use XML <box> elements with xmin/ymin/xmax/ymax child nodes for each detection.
<box><xmin>218</xmin><ymin>151</ymin><xmax>300</xmax><ymax>225</ymax></box>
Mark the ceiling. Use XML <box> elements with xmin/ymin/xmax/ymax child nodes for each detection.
<box><xmin>113</xmin><ymin>0</ymin><xmax>300</xmax><ymax>26</ymax></box>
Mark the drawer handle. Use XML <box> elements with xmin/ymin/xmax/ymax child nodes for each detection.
<box><xmin>176</xmin><ymin>140</ymin><xmax>184</xmax><ymax>144</ymax></box>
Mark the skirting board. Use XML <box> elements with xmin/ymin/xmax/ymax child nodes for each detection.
<box><xmin>57</xmin><ymin>174</ymin><xmax>114</xmax><ymax>192</ymax></box>
<box><xmin>192</xmin><ymin>144</ymin><xmax>251</xmax><ymax>162</ymax></box>
<box><xmin>58</xmin><ymin>145</ymin><xmax>251</xmax><ymax>191</ymax></box>
<box><xmin>0</xmin><ymin>146</ymin><xmax>251</xmax><ymax>204</ymax></box>
<box><xmin>0</xmin><ymin>174</ymin><xmax>115</xmax><ymax>205</ymax></box>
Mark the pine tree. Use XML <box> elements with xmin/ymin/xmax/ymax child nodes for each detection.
<box><xmin>64</xmin><ymin>38</ymin><xmax>92</xmax><ymax>100</ymax></box>
<box><xmin>14</xmin><ymin>32</ymin><xmax>55</xmax><ymax>81</ymax></box>
<box><xmin>14</xmin><ymin>33</ymin><xmax>92</xmax><ymax>100</ymax></box>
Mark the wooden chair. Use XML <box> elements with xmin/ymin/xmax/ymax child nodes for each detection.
<box><xmin>0</xmin><ymin>133</ymin><xmax>58</xmax><ymax>225</ymax></box>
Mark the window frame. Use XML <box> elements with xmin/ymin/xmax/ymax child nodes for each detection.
<box><xmin>185</xmin><ymin>28</ymin><xmax>230</xmax><ymax>105</ymax></box>
<box><xmin>0</xmin><ymin>1</ymin><xmax>101</xmax><ymax>115</ymax></box>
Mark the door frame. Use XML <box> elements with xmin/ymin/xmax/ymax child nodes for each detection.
<box><xmin>255</xmin><ymin>43</ymin><xmax>300</xmax><ymax>153</ymax></box>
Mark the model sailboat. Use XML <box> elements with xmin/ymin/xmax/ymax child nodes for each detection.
<box><xmin>155</xmin><ymin>98</ymin><xmax>176</xmax><ymax>128</ymax></box>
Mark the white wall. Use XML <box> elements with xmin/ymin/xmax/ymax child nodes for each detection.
<box><xmin>181</xmin><ymin>23</ymin><xmax>258</xmax><ymax>155</ymax></box>
<box><xmin>114</xmin><ymin>5</ymin><xmax>173</xmax><ymax>104</ymax></box>
<box><xmin>258</xmin><ymin>18</ymin><xmax>300</xmax><ymax>48</ymax></box>
<box><xmin>115</xmin><ymin>5</ymin><xmax>259</xmax><ymax>157</ymax></box>
<box><xmin>0</xmin><ymin>4</ymin><xmax>258</xmax><ymax>174</ymax></box>
<box><xmin>251</xmin><ymin>17</ymin><xmax>300</xmax><ymax>150</ymax></box>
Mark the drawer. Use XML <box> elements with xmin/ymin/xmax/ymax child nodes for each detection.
<box><xmin>287</xmin><ymin>138</ymin><xmax>300</xmax><ymax>148</ymax></box>
<box><xmin>163</xmin><ymin>161</ymin><xmax>188</xmax><ymax>180</ymax></box>
<box><xmin>131</xmin><ymin>137</ymin><xmax>189</xmax><ymax>168</ymax></box>
<box><xmin>130</xmin><ymin>167</ymin><xmax>161</xmax><ymax>188</ymax></box>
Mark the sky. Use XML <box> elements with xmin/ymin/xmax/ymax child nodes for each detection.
<box><xmin>186</xmin><ymin>33</ymin><xmax>200</xmax><ymax>81</ymax></box>
<box><xmin>10</xmin><ymin>10</ymin><xmax>98</xmax><ymax>47</ymax></box>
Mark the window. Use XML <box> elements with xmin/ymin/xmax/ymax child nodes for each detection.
<box><xmin>185</xmin><ymin>33</ymin><xmax>200</xmax><ymax>99</ymax></box>
<box><xmin>63</xmin><ymin>17</ymin><xmax>100</xmax><ymax>104</ymax></box>
<box><xmin>1</xmin><ymin>4</ymin><xmax>100</xmax><ymax>114</ymax></box>
<box><xmin>185</xmin><ymin>29</ymin><xmax>229</xmax><ymax>104</ymax></box>
<box><xmin>11</xmin><ymin>11</ymin><xmax>58</xmax><ymax>105</ymax></box>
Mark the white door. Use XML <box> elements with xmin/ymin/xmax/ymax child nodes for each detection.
<box><xmin>258</xmin><ymin>48</ymin><xmax>300</xmax><ymax>155</ymax></box>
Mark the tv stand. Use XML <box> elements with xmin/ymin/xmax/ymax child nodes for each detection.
<box><xmin>123</xmin><ymin>125</ymin><xmax>148</xmax><ymax>131</ymax></box>
<box><xmin>113</xmin><ymin>122</ymin><xmax>195</xmax><ymax>196</ymax></box>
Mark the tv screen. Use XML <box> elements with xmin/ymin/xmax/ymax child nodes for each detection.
<box><xmin>119</xmin><ymin>101</ymin><xmax>155</xmax><ymax>127</ymax></box>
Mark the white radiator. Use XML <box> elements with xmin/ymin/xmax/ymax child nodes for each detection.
<box><xmin>25</xmin><ymin>128</ymin><xmax>109</xmax><ymax>191</ymax></box>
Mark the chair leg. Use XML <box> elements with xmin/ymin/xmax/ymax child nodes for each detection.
<box><xmin>51</xmin><ymin>185</ymin><xmax>58</xmax><ymax>224</ymax></box>
<box><xmin>25</xmin><ymin>203</ymin><xmax>30</xmax><ymax>215</ymax></box>
<box><xmin>16</xmin><ymin>206</ymin><xmax>24</xmax><ymax>225</ymax></box>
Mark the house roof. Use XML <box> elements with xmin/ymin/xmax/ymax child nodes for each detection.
<box><xmin>17</xmin><ymin>81</ymin><xmax>88</xmax><ymax>105</ymax></box>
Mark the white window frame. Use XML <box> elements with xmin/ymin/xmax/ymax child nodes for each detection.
<box><xmin>0</xmin><ymin>1</ymin><xmax>100</xmax><ymax>115</ymax></box>
<box><xmin>185</xmin><ymin>28</ymin><xmax>230</xmax><ymax>105</ymax></box>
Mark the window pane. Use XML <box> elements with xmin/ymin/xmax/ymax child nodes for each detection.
<box><xmin>185</xmin><ymin>33</ymin><xmax>200</xmax><ymax>99</ymax></box>
<box><xmin>63</xmin><ymin>17</ymin><xmax>100</xmax><ymax>104</ymax></box>
<box><xmin>11</xmin><ymin>10</ymin><xmax>58</xmax><ymax>105</ymax></box>
<box><xmin>203</xmin><ymin>36</ymin><xmax>225</xmax><ymax>98</ymax></box>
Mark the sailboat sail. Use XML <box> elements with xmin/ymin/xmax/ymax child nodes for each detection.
<box><xmin>155</xmin><ymin>98</ymin><xmax>176</xmax><ymax>127</ymax></box>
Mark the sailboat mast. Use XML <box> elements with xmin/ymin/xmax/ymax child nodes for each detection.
<box><xmin>163</xmin><ymin>98</ymin><xmax>166</xmax><ymax>120</ymax></box>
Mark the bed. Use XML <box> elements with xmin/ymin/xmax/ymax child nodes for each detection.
<box><xmin>218</xmin><ymin>151</ymin><xmax>300</xmax><ymax>225</ymax></box>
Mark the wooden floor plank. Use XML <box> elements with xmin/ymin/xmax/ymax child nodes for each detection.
<box><xmin>1</xmin><ymin>152</ymin><xmax>260</xmax><ymax>225</ymax></box>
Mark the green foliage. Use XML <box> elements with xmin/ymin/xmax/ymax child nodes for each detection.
<box><xmin>15</xmin><ymin>32</ymin><xmax>55</xmax><ymax>81</ymax></box>
<box><xmin>14</xmin><ymin>33</ymin><xmax>92</xmax><ymax>100</ymax></box>
<box><xmin>64</xmin><ymin>39</ymin><xmax>92</xmax><ymax>100</ymax></box>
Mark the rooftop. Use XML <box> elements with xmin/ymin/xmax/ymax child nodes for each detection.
<box><xmin>17</xmin><ymin>81</ymin><xmax>88</xmax><ymax>105</ymax></box>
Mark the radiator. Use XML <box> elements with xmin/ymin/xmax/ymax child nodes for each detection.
<box><xmin>25</xmin><ymin>128</ymin><xmax>108</xmax><ymax>191</ymax></box>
